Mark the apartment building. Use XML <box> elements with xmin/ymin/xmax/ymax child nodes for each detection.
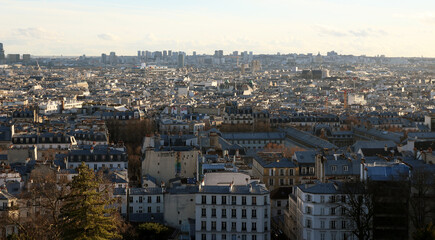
<box><xmin>286</xmin><ymin>182</ymin><xmax>354</xmax><ymax>240</ymax></box>
<box><xmin>195</xmin><ymin>172</ymin><xmax>271</xmax><ymax>240</ymax></box>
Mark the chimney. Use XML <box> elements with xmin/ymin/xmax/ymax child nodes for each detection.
<box><xmin>10</xmin><ymin>124</ymin><xmax>14</xmax><ymax>136</ymax></box>
<box><xmin>320</xmin><ymin>156</ymin><xmax>326</xmax><ymax>183</ymax></box>
<box><xmin>230</xmin><ymin>180</ymin><xmax>234</xmax><ymax>192</ymax></box>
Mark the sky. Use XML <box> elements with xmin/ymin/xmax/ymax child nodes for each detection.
<box><xmin>0</xmin><ymin>0</ymin><xmax>434</xmax><ymax>57</ymax></box>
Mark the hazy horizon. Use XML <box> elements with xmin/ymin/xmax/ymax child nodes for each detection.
<box><xmin>1</xmin><ymin>0</ymin><xmax>434</xmax><ymax>57</ymax></box>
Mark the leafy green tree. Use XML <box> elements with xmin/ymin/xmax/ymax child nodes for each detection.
<box><xmin>59</xmin><ymin>162</ymin><xmax>120</xmax><ymax>240</ymax></box>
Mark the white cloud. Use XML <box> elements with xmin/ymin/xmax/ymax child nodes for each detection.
<box><xmin>12</xmin><ymin>27</ymin><xmax>63</xmax><ymax>41</ymax></box>
<box><xmin>97</xmin><ymin>33</ymin><xmax>117</xmax><ymax>41</ymax></box>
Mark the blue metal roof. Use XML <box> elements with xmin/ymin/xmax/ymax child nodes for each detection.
<box><xmin>367</xmin><ymin>164</ymin><xmax>410</xmax><ymax>181</ymax></box>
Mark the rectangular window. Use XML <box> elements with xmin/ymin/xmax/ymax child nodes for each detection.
<box><xmin>242</xmin><ymin>209</ymin><xmax>246</xmax><ymax>218</ymax></box>
<box><xmin>212</xmin><ymin>221</ymin><xmax>216</xmax><ymax>230</ymax></box>
<box><xmin>341</xmin><ymin>207</ymin><xmax>346</xmax><ymax>216</ymax></box>
<box><xmin>212</xmin><ymin>208</ymin><xmax>216</xmax><ymax>217</ymax></box>
<box><xmin>289</xmin><ymin>169</ymin><xmax>294</xmax><ymax>176</ymax></box>
<box><xmin>321</xmin><ymin>196</ymin><xmax>325</xmax><ymax>203</ymax></box>
<box><xmin>341</xmin><ymin>195</ymin><xmax>346</xmax><ymax>203</ymax></box>
<box><xmin>252</xmin><ymin>222</ymin><xmax>257</xmax><ymax>231</ymax></box>
<box><xmin>222</xmin><ymin>196</ymin><xmax>226</xmax><ymax>205</ymax></box>
<box><xmin>320</xmin><ymin>220</ymin><xmax>325</xmax><ymax>229</ymax></box>
<box><xmin>232</xmin><ymin>209</ymin><xmax>237</xmax><ymax>218</ymax></box>
<box><xmin>212</xmin><ymin>196</ymin><xmax>216</xmax><ymax>204</ymax></box>
<box><xmin>341</xmin><ymin>221</ymin><xmax>346</xmax><ymax>229</ymax></box>
<box><xmin>329</xmin><ymin>195</ymin><xmax>335</xmax><ymax>203</ymax></box>
<box><xmin>277</xmin><ymin>200</ymin><xmax>281</xmax><ymax>207</ymax></box>
<box><xmin>306</xmin><ymin>219</ymin><xmax>312</xmax><ymax>228</ymax></box>
<box><xmin>320</xmin><ymin>233</ymin><xmax>325</xmax><ymax>240</ymax></box>
<box><xmin>202</xmin><ymin>195</ymin><xmax>207</xmax><ymax>204</ymax></box>
<box><xmin>306</xmin><ymin>194</ymin><xmax>312</xmax><ymax>202</ymax></box>
<box><xmin>252</xmin><ymin>209</ymin><xmax>257</xmax><ymax>218</ymax></box>
<box><xmin>242</xmin><ymin>196</ymin><xmax>246</xmax><ymax>205</ymax></box>
<box><xmin>279</xmin><ymin>178</ymin><xmax>284</xmax><ymax>186</ymax></box>
<box><xmin>222</xmin><ymin>209</ymin><xmax>227</xmax><ymax>218</ymax></box>
<box><xmin>269</xmin><ymin>178</ymin><xmax>274</xmax><ymax>186</ymax></box>
<box><xmin>139</xmin><ymin>196</ymin><xmax>143</xmax><ymax>203</ymax></box>
<box><xmin>280</xmin><ymin>169</ymin><xmax>284</xmax><ymax>176</ymax></box>
<box><xmin>232</xmin><ymin>196</ymin><xmax>237</xmax><ymax>205</ymax></box>
<box><xmin>231</xmin><ymin>222</ymin><xmax>236</xmax><ymax>231</ymax></box>
<box><xmin>202</xmin><ymin>208</ymin><xmax>206</xmax><ymax>217</ymax></box>
<box><xmin>309</xmin><ymin>167</ymin><xmax>314</xmax><ymax>174</ymax></box>
<box><xmin>252</xmin><ymin>197</ymin><xmax>256</xmax><ymax>205</ymax></box>
<box><xmin>242</xmin><ymin>222</ymin><xmax>247</xmax><ymax>231</ymax></box>
<box><xmin>343</xmin><ymin>165</ymin><xmax>348</xmax><ymax>172</ymax></box>
<box><xmin>147</xmin><ymin>196</ymin><xmax>152</xmax><ymax>203</ymax></box>
<box><xmin>265</xmin><ymin>209</ymin><xmax>268</xmax><ymax>217</ymax></box>
<box><xmin>331</xmin><ymin>165</ymin><xmax>337</xmax><ymax>172</ymax></box>
<box><xmin>222</xmin><ymin>234</ymin><xmax>226</xmax><ymax>240</ymax></box>
<box><xmin>202</xmin><ymin>234</ymin><xmax>206</xmax><ymax>240</ymax></box>
<box><xmin>156</xmin><ymin>196</ymin><xmax>161</xmax><ymax>203</ymax></box>
<box><xmin>157</xmin><ymin>206</ymin><xmax>160</xmax><ymax>213</ymax></box>
<box><xmin>222</xmin><ymin>222</ymin><xmax>227</xmax><ymax>230</ymax></box>
<box><xmin>201</xmin><ymin>221</ymin><xmax>206</xmax><ymax>230</ymax></box>
<box><xmin>147</xmin><ymin>207</ymin><xmax>151</xmax><ymax>213</ymax></box>
<box><xmin>330</xmin><ymin>207</ymin><xmax>336</xmax><ymax>216</ymax></box>
<box><xmin>306</xmin><ymin>206</ymin><xmax>312</xmax><ymax>214</ymax></box>
<box><xmin>330</xmin><ymin>220</ymin><xmax>336</xmax><ymax>229</ymax></box>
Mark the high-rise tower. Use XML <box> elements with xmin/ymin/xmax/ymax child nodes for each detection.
<box><xmin>0</xmin><ymin>43</ymin><xmax>5</xmax><ymax>61</ymax></box>
<box><xmin>178</xmin><ymin>54</ymin><xmax>185</xmax><ymax>68</ymax></box>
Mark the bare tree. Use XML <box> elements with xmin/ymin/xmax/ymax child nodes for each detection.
<box><xmin>409</xmin><ymin>166</ymin><xmax>435</xmax><ymax>233</ymax></box>
<box><xmin>9</xmin><ymin>165</ymin><xmax>70</xmax><ymax>240</ymax></box>
<box><xmin>340</xmin><ymin>180</ymin><xmax>375</xmax><ymax>240</ymax></box>
<box><xmin>262</xmin><ymin>143</ymin><xmax>305</xmax><ymax>158</ymax></box>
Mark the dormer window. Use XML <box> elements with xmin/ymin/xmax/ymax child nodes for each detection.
<box><xmin>309</xmin><ymin>167</ymin><xmax>314</xmax><ymax>174</ymax></box>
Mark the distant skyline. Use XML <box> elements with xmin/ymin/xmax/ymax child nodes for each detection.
<box><xmin>1</xmin><ymin>0</ymin><xmax>434</xmax><ymax>57</ymax></box>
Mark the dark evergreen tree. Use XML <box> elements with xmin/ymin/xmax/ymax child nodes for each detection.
<box><xmin>59</xmin><ymin>162</ymin><xmax>120</xmax><ymax>240</ymax></box>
